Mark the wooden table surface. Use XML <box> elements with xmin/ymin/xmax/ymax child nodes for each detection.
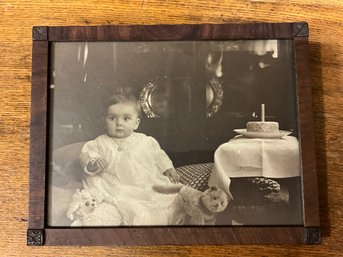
<box><xmin>0</xmin><ymin>0</ymin><xmax>342</xmax><ymax>256</ymax></box>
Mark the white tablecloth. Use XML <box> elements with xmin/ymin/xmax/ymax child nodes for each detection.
<box><xmin>208</xmin><ymin>136</ymin><xmax>300</xmax><ymax>195</ymax></box>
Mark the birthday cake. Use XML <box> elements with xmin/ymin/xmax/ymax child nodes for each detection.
<box><xmin>246</xmin><ymin>121</ymin><xmax>279</xmax><ymax>133</ymax></box>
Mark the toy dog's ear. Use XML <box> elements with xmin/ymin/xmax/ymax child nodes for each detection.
<box><xmin>67</xmin><ymin>202</ymin><xmax>80</xmax><ymax>221</ymax></box>
<box><xmin>67</xmin><ymin>193</ymin><xmax>81</xmax><ymax>221</ymax></box>
<box><xmin>67</xmin><ymin>205</ymin><xmax>77</xmax><ymax>221</ymax></box>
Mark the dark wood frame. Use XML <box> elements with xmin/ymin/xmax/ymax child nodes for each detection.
<box><xmin>28</xmin><ymin>22</ymin><xmax>320</xmax><ymax>246</ymax></box>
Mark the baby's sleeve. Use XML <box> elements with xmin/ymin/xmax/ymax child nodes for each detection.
<box><xmin>80</xmin><ymin>139</ymin><xmax>102</xmax><ymax>175</ymax></box>
<box><xmin>149</xmin><ymin>137</ymin><xmax>174</xmax><ymax>173</ymax></box>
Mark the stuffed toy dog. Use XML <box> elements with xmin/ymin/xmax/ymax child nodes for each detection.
<box><xmin>67</xmin><ymin>189</ymin><xmax>124</xmax><ymax>226</ymax></box>
<box><xmin>153</xmin><ymin>184</ymin><xmax>230</xmax><ymax>225</ymax></box>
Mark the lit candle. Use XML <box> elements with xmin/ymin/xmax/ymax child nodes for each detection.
<box><xmin>261</xmin><ymin>104</ymin><xmax>265</xmax><ymax>122</ymax></box>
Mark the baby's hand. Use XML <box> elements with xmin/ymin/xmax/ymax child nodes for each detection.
<box><xmin>164</xmin><ymin>168</ymin><xmax>180</xmax><ymax>184</ymax></box>
<box><xmin>87</xmin><ymin>158</ymin><xmax>108</xmax><ymax>173</ymax></box>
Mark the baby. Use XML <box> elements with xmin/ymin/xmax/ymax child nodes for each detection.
<box><xmin>80</xmin><ymin>93</ymin><xmax>180</xmax><ymax>225</ymax></box>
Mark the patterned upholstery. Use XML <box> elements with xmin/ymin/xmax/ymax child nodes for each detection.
<box><xmin>176</xmin><ymin>163</ymin><xmax>213</xmax><ymax>192</ymax></box>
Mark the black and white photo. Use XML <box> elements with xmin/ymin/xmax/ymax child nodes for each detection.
<box><xmin>47</xmin><ymin>40</ymin><xmax>303</xmax><ymax>227</ymax></box>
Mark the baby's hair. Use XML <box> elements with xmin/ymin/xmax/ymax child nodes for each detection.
<box><xmin>104</xmin><ymin>93</ymin><xmax>142</xmax><ymax>117</ymax></box>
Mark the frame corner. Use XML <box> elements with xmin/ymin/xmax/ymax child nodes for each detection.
<box><xmin>32</xmin><ymin>26</ymin><xmax>48</xmax><ymax>41</ymax></box>
<box><xmin>293</xmin><ymin>22</ymin><xmax>309</xmax><ymax>38</ymax></box>
<box><xmin>27</xmin><ymin>229</ymin><xmax>44</xmax><ymax>246</ymax></box>
<box><xmin>305</xmin><ymin>227</ymin><xmax>321</xmax><ymax>244</ymax></box>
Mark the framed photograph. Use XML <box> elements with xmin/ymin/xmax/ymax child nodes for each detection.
<box><xmin>28</xmin><ymin>23</ymin><xmax>320</xmax><ymax>246</ymax></box>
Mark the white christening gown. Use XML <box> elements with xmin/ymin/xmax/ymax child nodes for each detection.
<box><xmin>80</xmin><ymin>132</ymin><xmax>176</xmax><ymax>226</ymax></box>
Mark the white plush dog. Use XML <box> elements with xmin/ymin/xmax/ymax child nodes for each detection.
<box><xmin>67</xmin><ymin>189</ymin><xmax>124</xmax><ymax>226</ymax></box>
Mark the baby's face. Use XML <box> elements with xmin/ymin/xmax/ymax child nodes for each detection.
<box><xmin>105</xmin><ymin>102</ymin><xmax>140</xmax><ymax>138</ymax></box>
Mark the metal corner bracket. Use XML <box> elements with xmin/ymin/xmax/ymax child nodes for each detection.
<box><xmin>27</xmin><ymin>229</ymin><xmax>44</xmax><ymax>246</ymax></box>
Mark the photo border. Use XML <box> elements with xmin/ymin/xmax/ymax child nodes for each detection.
<box><xmin>28</xmin><ymin>22</ymin><xmax>320</xmax><ymax>246</ymax></box>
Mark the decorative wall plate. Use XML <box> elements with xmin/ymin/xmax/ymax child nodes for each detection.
<box><xmin>206</xmin><ymin>78</ymin><xmax>223</xmax><ymax>118</ymax></box>
<box><xmin>139</xmin><ymin>82</ymin><xmax>161</xmax><ymax>118</ymax></box>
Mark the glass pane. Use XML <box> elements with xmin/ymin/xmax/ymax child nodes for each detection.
<box><xmin>48</xmin><ymin>40</ymin><xmax>302</xmax><ymax>228</ymax></box>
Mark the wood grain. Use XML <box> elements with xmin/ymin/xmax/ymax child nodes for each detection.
<box><xmin>0</xmin><ymin>0</ymin><xmax>342</xmax><ymax>256</ymax></box>
<box><xmin>46</xmin><ymin>23</ymin><xmax>296</xmax><ymax>41</ymax></box>
<box><xmin>28</xmin><ymin>41</ymin><xmax>48</xmax><ymax>230</ymax></box>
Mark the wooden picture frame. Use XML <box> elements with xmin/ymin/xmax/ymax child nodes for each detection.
<box><xmin>28</xmin><ymin>22</ymin><xmax>320</xmax><ymax>246</ymax></box>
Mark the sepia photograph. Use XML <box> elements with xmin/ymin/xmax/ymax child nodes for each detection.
<box><xmin>47</xmin><ymin>39</ymin><xmax>303</xmax><ymax>227</ymax></box>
